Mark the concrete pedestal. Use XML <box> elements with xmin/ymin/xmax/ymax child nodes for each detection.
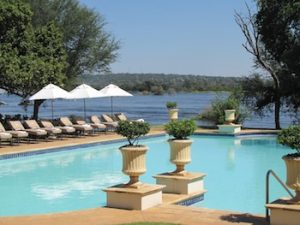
<box><xmin>266</xmin><ymin>198</ymin><xmax>300</xmax><ymax>225</ymax></box>
<box><xmin>217</xmin><ymin>124</ymin><xmax>241</xmax><ymax>134</ymax></box>
<box><xmin>103</xmin><ymin>184</ymin><xmax>165</xmax><ymax>210</ymax></box>
<box><xmin>153</xmin><ymin>172</ymin><xmax>206</xmax><ymax>195</ymax></box>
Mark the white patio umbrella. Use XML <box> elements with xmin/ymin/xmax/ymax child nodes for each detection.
<box><xmin>29</xmin><ymin>83</ymin><xmax>72</xmax><ymax>119</ymax></box>
<box><xmin>98</xmin><ymin>84</ymin><xmax>133</xmax><ymax>116</ymax></box>
<box><xmin>68</xmin><ymin>84</ymin><xmax>104</xmax><ymax>120</ymax></box>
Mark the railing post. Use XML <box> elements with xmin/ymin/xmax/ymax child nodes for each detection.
<box><xmin>265</xmin><ymin>169</ymin><xmax>294</xmax><ymax>222</ymax></box>
<box><xmin>266</xmin><ymin>170</ymin><xmax>270</xmax><ymax>222</ymax></box>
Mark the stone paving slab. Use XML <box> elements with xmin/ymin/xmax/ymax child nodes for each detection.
<box><xmin>0</xmin><ymin>204</ymin><xmax>268</xmax><ymax>225</ymax></box>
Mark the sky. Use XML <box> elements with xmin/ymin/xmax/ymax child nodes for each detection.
<box><xmin>79</xmin><ymin>0</ymin><xmax>257</xmax><ymax>77</ymax></box>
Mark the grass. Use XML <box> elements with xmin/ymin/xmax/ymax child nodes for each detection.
<box><xmin>121</xmin><ymin>223</ymin><xmax>181</xmax><ymax>225</ymax></box>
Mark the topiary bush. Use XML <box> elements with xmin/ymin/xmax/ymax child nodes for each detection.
<box><xmin>164</xmin><ymin>119</ymin><xmax>197</xmax><ymax>140</ymax></box>
<box><xmin>166</xmin><ymin>101</ymin><xmax>177</xmax><ymax>109</ymax></box>
<box><xmin>116</xmin><ymin>120</ymin><xmax>150</xmax><ymax>146</ymax></box>
<box><xmin>278</xmin><ymin>126</ymin><xmax>300</xmax><ymax>156</ymax></box>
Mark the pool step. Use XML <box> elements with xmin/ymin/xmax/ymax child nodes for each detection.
<box><xmin>266</xmin><ymin>198</ymin><xmax>300</xmax><ymax>225</ymax></box>
<box><xmin>104</xmin><ymin>184</ymin><xmax>165</xmax><ymax>210</ymax></box>
<box><xmin>154</xmin><ymin>172</ymin><xmax>206</xmax><ymax>195</ymax></box>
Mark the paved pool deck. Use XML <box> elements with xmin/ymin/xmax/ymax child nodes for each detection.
<box><xmin>0</xmin><ymin>128</ymin><xmax>276</xmax><ymax>225</ymax></box>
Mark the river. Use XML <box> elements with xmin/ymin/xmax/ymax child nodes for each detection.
<box><xmin>0</xmin><ymin>92</ymin><xmax>294</xmax><ymax>128</ymax></box>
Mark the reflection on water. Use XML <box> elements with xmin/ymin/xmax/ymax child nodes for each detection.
<box><xmin>32</xmin><ymin>173</ymin><xmax>124</xmax><ymax>200</ymax></box>
<box><xmin>225</xmin><ymin>139</ymin><xmax>242</xmax><ymax>169</ymax></box>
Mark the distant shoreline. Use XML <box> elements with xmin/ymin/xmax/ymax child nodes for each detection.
<box><xmin>79</xmin><ymin>73</ymin><xmax>242</xmax><ymax>95</ymax></box>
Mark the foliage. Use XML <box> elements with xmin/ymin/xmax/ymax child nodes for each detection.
<box><xmin>79</xmin><ymin>73</ymin><xmax>242</xmax><ymax>94</ymax></box>
<box><xmin>240</xmin><ymin>73</ymin><xmax>275</xmax><ymax>117</ymax></box>
<box><xmin>164</xmin><ymin>119</ymin><xmax>196</xmax><ymax>140</ymax></box>
<box><xmin>24</xmin><ymin>0</ymin><xmax>120</xmax><ymax>83</ymax></box>
<box><xmin>256</xmin><ymin>0</ymin><xmax>300</xmax><ymax>110</ymax></box>
<box><xmin>0</xmin><ymin>0</ymin><xmax>67</xmax><ymax>118</ymax></box>
<box><xmin>278</xmin><ymin>126</ymin><xmax>300</xmax><ymax>155</ymax></box>
<box><xmin>256</xmin><ymin>0</ymin><xmax>300</xmax><ymax>77</ymax></box>
<box><xmin>198</xmin><ymin>91</ymin><xmax>248</xmax><ymax>125</ymax></box>
<box><xmin>166</xmin><ymin>102</ymin><xmax>177</xmax><ymax>109</ymax></box>
<box><xmin>116</xmin><ymin>121</ymin><xmax>150</xmax><ymax>146</ymax></box>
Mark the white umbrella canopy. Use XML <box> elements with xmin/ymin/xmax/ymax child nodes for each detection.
<box><xmin>29</xmin><ymin>84</ymin><xmax>72</xmax><ymax>100</ymax></box>
<box><xmin>69</xmin><ymin>84</ymin><xmax>104</xmax><ymax>120</ymax></box>
<box><xmin>98</xmin><ymin>84</ymin><xmax>133</xmax><ymax>116</ymax></box>
<box><xmin>29</xmin><ymin>84</ymin><xmax>72</xmax><ymax>119</ymax></box>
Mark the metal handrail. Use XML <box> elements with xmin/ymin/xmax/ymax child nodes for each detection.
<box><xmin>265</xmin><ymin>169</ymin><xmax>294</xmax><ymax>221</ymax></box>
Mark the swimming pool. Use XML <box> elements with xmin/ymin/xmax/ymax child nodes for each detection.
<box><xmin>0</xmin><ymin>134</ymin><xmax>292</xmax><ymax>216</ymax></box>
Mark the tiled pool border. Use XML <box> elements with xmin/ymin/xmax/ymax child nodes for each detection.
<box><xmin>0</xmin><ymin>132</ymin><xmax>278</xmax><ymax>160</ymax></box>
<box><xmin>0</xmin><ymin>134</ymin><xmax>166</xmax><ymax>160</ymax></box>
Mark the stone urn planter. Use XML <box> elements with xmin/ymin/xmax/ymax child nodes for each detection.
<box><xmin>282</xmin><ymin>156</ymin><xmax>300</xmax><ymax>201</ymax></box>
<box><xmin>120</xmin><ymin>145</ymin><xmax>148</xmax><ymax>187</ymax></box>
<box><xmin>166</xmin><ymin>102</ymin><xmax>178</xmax><ymax>121</ymax></box>
<box><xmin>224</xmin><ymin>109</ymin><xmax>236</xmax><ymax>124</ymax></box>
<box><xmin>168</xmin><ymin>139</ymin><xmax>193</xmax><ymax>174</ymax></box>
<box><xmin>278</xmin><ymin>126</ymin><xmax>300</xmax><ymax>202</ymax></box>
<box><xmin>116</xmin><ymin>120</ymin><xmax>150</xmax><ymax>188</ymax></box>
<box><xmin>165</xmin><ymin>119</ymin><xmax>197</xmax><ymax>175</ymax></box>
<box><xmin>168</xmin><ymin>109</ymin><xmax>179</xmax><ymax>121</ymax></box>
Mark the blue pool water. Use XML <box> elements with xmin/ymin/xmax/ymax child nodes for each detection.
<box><xmin>0</xmin><ymin>135</ymin><xmax>293</xmax><ymax>216</ymax></box>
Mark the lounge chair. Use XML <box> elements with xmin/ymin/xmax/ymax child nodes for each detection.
<box><xmin>0</xmin><ymin>132</ymin><xmax>12</xmax><ymax>146</ymax></box>
<box><xmin>114</xmin><ymin>113</ymin><xmax>144</xmax><ymax>122</ymax></box>
<box><xmin>8</xmin><ymin>120</ymin><xmax>47</xmax><ymax>141</ymax></box>
<box><xmin>40</xmin><ymin>120</ymin><xmax>76</xmax><ymax>136</ymax></box>
<box><xmin>75</xmin><ymin>118</ymin><xmax>106</xmax><ymax>133</ymax></box>
<box><xmin>95</xmin><ymin>115</ymin><xmax>118</xmax><ymax>131</ymax></box>
<box><xmin>59</xmin><ymin>117</ymin><xmax>93</xmax><ymax>135</ymax></box>
<box><xmin>24</xmin><ymin>120</ymin><xmax>62</xmax><ymax>138</ymax></box>
<box><xmin>0</xmin><ymin>122</ymin><xmax>28</xmax><ymax>144</ymax></box>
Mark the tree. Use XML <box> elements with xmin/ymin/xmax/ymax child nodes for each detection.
<box><xmin>256</xmin><ymin>0</ymin><xmax>300</xmax><ymax>110</ymax></box>
<box><xmin>240</xmin><ymin>73</ymin><xmax>275</xmax><ymax>117</ymax></box>
<box><xmin>24</xmin><ymin>0</ymin><xmax>120</xmax><ymax>85</ymax></box>
<box><xmin>0</xmin><ymin>0</ymin><xmax>67</xmax><ymax>119</ymax></box>
<box><xmin>235</xmin><ymin>5</ymin><xmax>282</xmax><ymax>129</ymax></box>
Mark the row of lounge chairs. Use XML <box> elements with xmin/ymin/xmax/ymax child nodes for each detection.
<box><xmin>0</xmin><ymin>113</ymin><xmax>143</xmax><ymax>146</ymax></box>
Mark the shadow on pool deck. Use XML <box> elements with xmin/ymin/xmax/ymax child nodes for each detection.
<box><xmin>220</xmin><ymin>213</ymin><xmax>268</xmax><ymax>225</ymax></box>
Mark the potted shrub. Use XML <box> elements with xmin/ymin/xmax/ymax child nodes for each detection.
<box><xmin>164</xmin><ymin>119</ymin><xmax>197</xmax><ymax>175</ymax></box>
<box><xmin>166</xmin><ymin>101</ymin><xmax>178</xmax><ymax>121</ymax></box>
<box><xmin>116</xmin><ymin>120</ymin><xmax>150</xmax><ymax>188</ymax></box>
<box><xmin>278</xmin><ymin>126</ymin><xmax>300</xmax><ymax>202</ymax></box>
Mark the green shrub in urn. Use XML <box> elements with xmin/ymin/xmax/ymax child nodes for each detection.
<box><xmin>166</xmin><ymin>102</ymin><xmax>177</xmax><ymax>109</ymax></box>
<box><xmin>278</xmin><ymin>126</ymin><xmax>300</xmax><ymax>157</ymax></box>
<box><xmin>165</xmin><ymin>119</ymin><xmax>197</xmax><ymax>140</ymax></box>
<box><xmin>116</xmin><ymin>120</ymin><xmax>150</xmax><ymax>146</ymax></box>
<box><xmin>277</xmin><ymin>126</ymin><xmax>300</xmax><ymax>202</ymax></box>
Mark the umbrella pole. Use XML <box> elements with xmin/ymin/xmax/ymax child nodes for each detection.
<box><xmin>84</xmin><ymin>99</ymin><xmax>86</xmax><ymax>121</ymax></box>
<box><xmin>111</xmin><ymin>96</ymin><xmax>113</xmax><ymax>117</ymax></box>
<box><xmin>51</xmin><ymin>100</ymin><xmax>54</xmax><ymax>120</ymax></box>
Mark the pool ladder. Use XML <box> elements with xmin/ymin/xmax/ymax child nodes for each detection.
<box><xmin>265</xmin><ymin>169</ymin><xmax>294</xmax><ymax>222</ymax></box>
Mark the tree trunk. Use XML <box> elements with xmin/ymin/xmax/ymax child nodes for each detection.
<box><xmin>274</xmin><ymin>93</ymin><xmax>281</xmax><ymax>130</ymax></box>
<box><xmin>33</xmin><ymin>100</ymin><xmax>44</xmax><ymax>120</ymax></box>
